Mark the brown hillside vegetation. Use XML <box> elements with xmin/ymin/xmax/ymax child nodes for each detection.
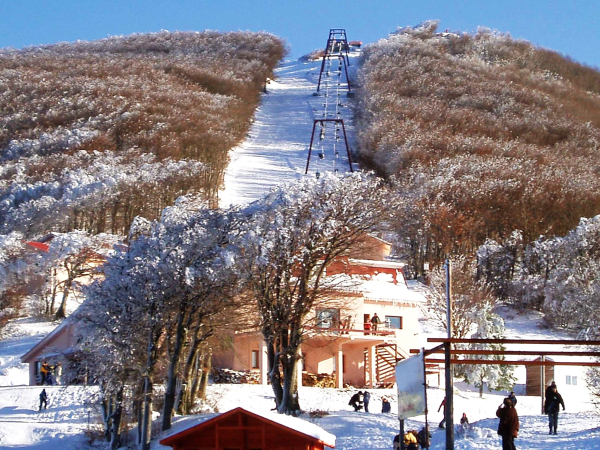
<box><xmin>0</xmin><ymin>31</ymin><xmax>286</xmax><ymax>236</ymax></box>
<box><xmin>356</xmin><ymin>22</ymin><xmax>600</xmax><ymax>269</ymax></box>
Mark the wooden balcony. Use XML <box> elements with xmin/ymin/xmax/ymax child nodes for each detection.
<box><xmin>304</xmin><ymin>323</ymin><xmax>396</xmax><ymax>338</ymax></box>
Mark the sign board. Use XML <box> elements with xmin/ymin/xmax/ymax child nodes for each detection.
<box><xmin>396</xmin><ymin>352</ymin><xmax>426</xmax><ymax>420</ymax></box>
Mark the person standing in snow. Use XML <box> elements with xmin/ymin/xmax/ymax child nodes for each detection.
<box><xmin>381</xmin><ymin>397</ymin><xmax>391</xmax><ymax>413</ymax></box>
<box><xmin>418</xmin><ymin>426</ymin><xmax>432</xmax><ymax>449</ymax></box>
<box><xmin>40</xmin><ymin>362</ymin><xmax>51</xmax><ymax>385</ymax></box>
<box><xmin>438</xmin><ymin>397</ymin><xmax>446</xmax><ymax>428</ymax></box>
<box><xmin>39</xmin><ymin>389</ymin><xmax>48</xmax><ymax>411</ymax></box>
<box><xmin>363</xmin><ymin>390</ymin><xmax>371</xmax><ymax>412</ymax></box>
<box><xmin>544</xmin><ymin>384</ymin><xmax>565</xmax><ymax>435</ymax></box>
<box><xmin>348</xmin><ymin>391</ymin><xmax>363</xmax><ymax>411</ymax></box>
<box><xmin>508</xmin><ymin>391</ymin><xmax>517</xmax><ymax>406</ymax></box>
<box><xmin>496</xmin><ymin>397</ymin><xmax>519</xmax><ymax>450</ymax></box>
<box><xmin>460</xmin><ymin>412</ymin><xmax>469</xmax><ymax>426</ymax></box>
<box><xmin>393</xmin><ymin>433</ymin><xmax>400</xmax><ymax>450</ymax></box>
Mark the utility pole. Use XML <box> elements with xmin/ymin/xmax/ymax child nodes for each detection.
<box><xmin>541</xmin><ymin>355</ymin><xmax>545</xmax><ymax>414</ymax></box>
<box><xmin>444</xmin><ymin>259</ymin><xmax>454</xmax><ymax>450</ymax></box>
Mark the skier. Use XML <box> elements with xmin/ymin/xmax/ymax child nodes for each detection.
<box><xmin>363</xmin><ymin>390</ymin><xmax>371</xmax><ymax>412</ymax></box>
<box><xmin>39</xmin><ymin>389</ymin><xmax>48</xmax><ymax>411</ymax></box>
<box><xmin>508</xmin><ymin>391</ymin><xmax>518</xmax><ymax>406</ymax></box>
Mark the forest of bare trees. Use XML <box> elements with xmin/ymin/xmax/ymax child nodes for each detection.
<box><xmin>0</xmin><ymin>31</ymin><xmax>286</xmax><ymax>237</ymax></box>
<box><xmin>355</xmin><ymin>22</ymin><xmax>600</xmax><ymax>272</ymax></box>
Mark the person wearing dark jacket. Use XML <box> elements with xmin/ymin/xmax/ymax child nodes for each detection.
<box><xmin>508</xmin><ymin>392</ymin><xmax>517</xmax><ymax>406</ymax></box>
<box><xmin>544</xmin><ymin>385</ymin><xmax>565</xmax><ymax>435</ymax></box>
<box><xmin>39</xmin><ymin>389</ymin><xmax>48</xmax><ymax>411</ymax></box>
<box><xmin>418</xmin><ymin>426</ymin><xmax>432</xmax><ymax>449</ymax></box>
<box><xmin>381</xmin><ymin>397</ymin><xmax>391</xmax><ymax>413</ymax></box>
<box><xmin>363</xmin><ymin>391</ymin><xmax>371</xmax><ymax>412</ymax></box>
<box><xmin>496</xmin><ymin>397</ymin><xmax>519</xmax><ymax>450</ymax></box>
<box><xmin>544</xmin><ymin>381</ymin><xmax>556</xmax><ymax>399</ymax></box>
<box><xmin>349</xmin><ymin>391</ymin><xmax>363</xmax><ymax>411</ymax></box>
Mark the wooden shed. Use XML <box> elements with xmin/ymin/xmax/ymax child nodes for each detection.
<box><xmin>525</xmin><ymin>357</ymin><xmax>555</xmax><ymax>396</ymax></box>
<box><xmin>159</xmin><ymin>407</ymin><xmax>336</xmax><ymax>450</ymax></box>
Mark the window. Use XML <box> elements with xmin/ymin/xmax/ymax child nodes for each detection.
<box><xmin>386</xmin><ymin>316</ymin><xmax>403</xmax><ymax>329</ymax></box>
<box><xmin>566</xmin><ymin>375</ymin><xmax>578</xmax><ymax>386</ymax></box>
<box><xmin>251</xmin><ymin>350</ymin><xmax>259</xmax><ymax>369</ymax></box>
<box><xmin>316</xmin><ymin>308</ymin><xmax>340</xmax><ymax>329</ymax></box>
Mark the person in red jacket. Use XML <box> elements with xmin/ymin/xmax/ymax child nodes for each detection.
<box><xmin>496</xmin><ymin>397</ymin><xmax>519</xmax><ymax>450</ymax></box>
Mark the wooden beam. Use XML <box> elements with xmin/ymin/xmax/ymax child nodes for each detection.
<box><xmin>427</xmin><ymin>338</ymin><xmax>600</xmax><ymax>345</ymax></box>
<box><xmin>426</xmin><ymin>358</ymin><xmax>600</xmax><ymax>367</ymax></box>
<box><xmin>414</xmin><ymin>349</ymin><xmax>600</xmax><ymax>357</ymax></box>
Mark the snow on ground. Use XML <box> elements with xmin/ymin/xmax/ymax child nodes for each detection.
<box><xmin>219</xmin><ymin>53</ymin><xmax>359</xmax><ymax>208</ymax></box>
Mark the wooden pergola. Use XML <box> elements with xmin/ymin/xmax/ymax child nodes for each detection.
<box><xmin>411</xmin><ymin>338</ymin><xmax>600</xmax><ymax>450</ymax></box>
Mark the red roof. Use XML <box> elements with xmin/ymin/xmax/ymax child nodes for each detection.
<box><xmin>23</xmin><ymin>241</ymin><xmax>50</xmax><ymax>252</ymax></box>
<box><xmin>159</xmin><ymin>407</ymin><xmax>335</xmax><ymax>449</ymax></box>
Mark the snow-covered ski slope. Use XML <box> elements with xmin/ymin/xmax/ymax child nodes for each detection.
<box><xmin>219</xmin><ymin>53</ymin><xmax>359</xmax><ymax>208</ymax></box>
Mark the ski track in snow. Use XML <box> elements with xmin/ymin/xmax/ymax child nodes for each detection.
<box><xmin>219</xmin><ymin>55</ymin><xmax>358</xmax><ymax>208</ymax></box>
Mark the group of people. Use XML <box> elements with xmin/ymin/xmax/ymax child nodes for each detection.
<box><xmin>364</xmin><ymin>312</ymin><xmax>382</xmax><ymax>335</ymax></box>
<box><xmin>348</xmin><ymin>390</ymin><xmax>371</xmax><ymax>412</ymax></box>
<box><xmin>40</xmin><ymin>361</ymin><xmax>60</xmax><ymax>385</ymax></box>
<box><xmin>496</xmin><ymin>383</ymin><xmax>565</xmax><ymax>450</ymax></box>
<box><xmin>348</xmin><ymin>391</ymin><xmax>395</xmax><ymax>414</ymax></box>
<box><xmin>394</xmin><ymin>426</ymin><xmax>431</xmax><ymax>450</ymax></box>
<box><xmin>422</xmin><ymin>383</ymin><xmax>565</xmax><ymax>450</ymax></box>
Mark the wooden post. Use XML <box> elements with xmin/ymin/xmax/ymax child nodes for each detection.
<box><xmin>445</xmin><ymin>259</ymin><xmax>454</xmax><ymax>450</ymax></box>
<box><xmin>541</xmin><ymin>355</ymin><xmax>545</xmax><ymax>414</ymax></box>
<box><xmin>400</xmin><ymin>418</ymin><xmax>405</xmax><ymax>450</ymax></box>
<box><xmin>444</xmin><ymin>341</ymin><xmax>454</xmax><ymax>450</ymax></box>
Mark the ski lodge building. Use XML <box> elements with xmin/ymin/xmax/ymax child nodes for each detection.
<box><xmin>212</xmin><ymin>235</ymin><xmax>425</xmax><ymax>388</ymax></box>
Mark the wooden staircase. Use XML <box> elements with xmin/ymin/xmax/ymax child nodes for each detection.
<box><xmin>364</xmin><ymin>343</ymin><xmax>408</xmax><ymax>387</ymax></box>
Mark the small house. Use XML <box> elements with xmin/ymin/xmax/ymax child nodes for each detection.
<box><xmin>159</xmin><ymin>406</ymin><xmax>335</xmax><ymax>450</ymax></box>
<box><xmin>21</xmin><ymin>320</ymin><xmax>75</xmax><ymax>385</ymax></box>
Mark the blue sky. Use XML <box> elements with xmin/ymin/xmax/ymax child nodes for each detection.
<box><xmin>1</xmin><ymin>0</ymin><xmax>599</xmax><ymax>68</ymax></box>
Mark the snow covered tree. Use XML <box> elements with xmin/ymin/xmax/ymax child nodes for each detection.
<box><xmin>424</xmin><ymin>257</ymin><xmax>492</xmax><ymax>340</ymax></box>
<box><xmin>423</xmin><ymin>256</ymin><xmax>514</xmax><ymax>389</ymax></box>
<box><xmin>238</xmin><ymin>172</ymin><xmax>395</xmax><ymax>415</ymax></box>
<box><xmin>459</xmin><ymin>302</ymin><xmax>516</xmax><ymax>397</ymax></box>
<box><xmin>0</xmin><ymin>232</ymin><xmax>27</xmax><ymax>330</ymax></box>
<box><xmin>77</xmin><ymin>199</ymin><xmax>242</xmax><ymax>445</ymax></box>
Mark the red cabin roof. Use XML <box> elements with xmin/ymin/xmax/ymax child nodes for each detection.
<box><xmin>159</xmin><ymin>406</ymin><xmax>335</xmax><ymax>450</ymax></box>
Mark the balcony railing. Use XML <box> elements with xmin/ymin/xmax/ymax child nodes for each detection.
<box><xmin>305</xmin><ymin>323</ymin><xmax>395</xmax><ymax>337</ymax></box>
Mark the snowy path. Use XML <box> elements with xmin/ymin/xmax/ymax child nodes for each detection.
<box><xmin>218</xmin><ymin>56</ymin><xmax>358</xmax><ymax>207</ymax></box>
